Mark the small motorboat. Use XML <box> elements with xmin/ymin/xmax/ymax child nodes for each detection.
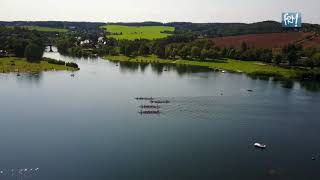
<box><xmin>221</xmin><ymin>70</ymin><xmax>226</xmax><ymax>73</ymax></box>
<box><xmin>254</xmin><ymin>143</ymin><xmax>267</xmax><ymax>149</ymax></box>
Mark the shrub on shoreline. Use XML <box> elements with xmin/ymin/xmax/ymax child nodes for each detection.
<box><xmin>66</xmin><ymin>62</ymin><xmax>79</xmax><ymax>69</ymax></box>
<box><xmin>43</xmin><ymin>57</ymin><xmax>79</xmax><ymax>69</ymax></box>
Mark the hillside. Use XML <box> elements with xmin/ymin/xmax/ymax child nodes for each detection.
<box><xmin>0</xmin><ymin>21</ymin><xmax>106</xmax><ymax>30</ymax></box>
<box><xmin>1</xmin><ymin>21</ymin><xmax>320</xmax><ymax>37</ymax></box>
<box><xmin>210</xmin><ymin>32</ymin><xmax>314</xmax><ymax>49</ymax></box>
<box><xmin>168</xmin><ymin>21</ymin><xmax>320</xmax><ymax>37</ymax></box>
<box><xmin>299</xmin><ymin>33</ymin><xmax>320</xmax><ymax>49</ymax></box>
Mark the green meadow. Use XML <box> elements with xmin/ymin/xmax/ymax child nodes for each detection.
<box><xmin>8</xmin><ymin>26</ymin><xmax>68</xmax><ymax>33</ymax></box>
<box><xmin>0</xmin><ymin>57</ymin><xmax>78</xmax><ymax>73</ymax></box>
<box><xmin>105</xmin><ymin>55</ymin><xmax>298</xmax><ymax>79</ymax></box>
<box><xmin>101</xmin><ymin>25</ymin><xmax>175</xmax><ymax>40</ymax></box>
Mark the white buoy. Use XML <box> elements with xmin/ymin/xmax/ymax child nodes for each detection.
<box><xmin>254</xmin><ymin>143</ymin><xmax>267</xmax><ymax>149</ymax></box>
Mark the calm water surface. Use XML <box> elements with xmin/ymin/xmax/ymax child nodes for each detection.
<box><xmin>0</xmin><ymin>50</ymin><xmax>320</xmax><ymax>180</ymax></box>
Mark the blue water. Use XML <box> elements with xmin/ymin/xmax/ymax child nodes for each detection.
<box><xmin>0</xmin><ymin>50</ymin><xmax>319</xmax><ymax>180</ymax></box>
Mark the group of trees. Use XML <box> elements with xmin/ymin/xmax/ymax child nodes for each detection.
<box><xmin>95</xmin><ymin>37</ymin><xmax>275</xmax><ymax>63</ymax></box>
<box><xmin>55</xmin><ymin>29</ymin><xmax>320</xmax><ymax>69</ymax></box>
<box><xmin>0</xmin><ymin>26</ymin><xmax>45</xmax><ymax>62</ymax></box>
<box><xmin>46</xmin><ymin>22</ymin><xmax>320</xmax><ymax>70</ymax></box>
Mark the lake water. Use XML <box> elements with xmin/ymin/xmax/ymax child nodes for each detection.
<box><xmin>0</xmin><ymin>50</ymin><xmax>320</xmax><ymax>180</ymax></box>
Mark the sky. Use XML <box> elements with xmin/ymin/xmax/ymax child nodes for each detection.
<box><xmin>1</xmin><ymin>0</ymin><xmax>319</xmax><ymax>24</ymax></box>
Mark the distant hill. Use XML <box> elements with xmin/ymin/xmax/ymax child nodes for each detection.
<box><xmin>1</xmin><ymin>20</ymin><xmax>320</xmax><ymax>38</ymax></box>
<box><xmin>0</xmin><ymin>21</ymin><xmax>106</xmax><ymax>30</ymax></box>
<box><xmin>167</xmin><ymin>21</ymin><xmax>320</xmax><ymax>37</ymax></box>
<box><xmin>108</xmin><ymin>21</ymin><xmax>320</xmax><ymax>37</ymax></box>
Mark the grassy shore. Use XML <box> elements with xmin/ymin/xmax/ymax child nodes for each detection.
<box><xmin>0</xmin><ymin>57</ymin><xmax>78</xmax><ymax>73</ymax></box>
<box><xmin>105</xmin><ymin>55</ymin><xmax>301</xmax><ymax>79</ymax></box>
<box><xmin>101</xmin><ymin>25</ymin><xmax>175</xmax><ymax>40</ymax></box>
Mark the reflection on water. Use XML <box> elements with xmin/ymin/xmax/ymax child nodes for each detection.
<box><xmin>115</xmin><ymin>60</ymin><xmax>320</xmax><ymax>92</ymax></box>
<box><xmin>41</xmin><ymin>48</ymin><xmax>320</xmax><ymax>93</ymax></box>
<box><xmin>116</xmin><ymin>61</ymin><xmax>221</xmax><ymax>77</ymax></box>
<box><xmin>16</xmin><ymin>73</ymin><xmax>43</xmax><ymax>85</ymax></box>
<box><xmin>300</xmin><ymin>81</ymin><xmax>320</xmax><ymax>92</ymax></box>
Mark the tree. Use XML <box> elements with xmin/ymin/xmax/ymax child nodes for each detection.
<box><xmin>200</xmin><ymin>49</ymin><xmax>210</xmax><ymax>60</ymax></box>
<box><xmin>282</xmin><ymin>44</ymin><xmax>302</xmax><ymax>66</ymax></box>
<box><xmin>178</xmin><ymin>45</ymin><xmax>190</xmax><ymax>59</ymax></box>
<box><xmin>57</xmin><ymin>38</ymin><xmax>72</xmax><ymax>54</ymax></box>
<box><xmin>311</xmin><ymin>53</ymin><xmax>320</xmax><ymax>67</ymax></box>
<box><xmin>24</xmin><ymin>43</ymin><xmax>43</xmax><ymax>62</ymax></box>
<box><xmin>221</xmin><ymin>48</ymin><xmax>228</xmax><ymax>57</ymax></box>
<box><xmin>305</xmin><ymin>58</ymin><xmax>314</xmax><ymax>69</ymax></box>
<box><xmin>287</xmin><ymin>51</ymin><xmax>299</xmax><ymax>66</ymax></box>
<box><xmin>274</xmin><ymin>54</ymin><xmax>283</xmax><ymax>65</ymax></box>
<box><xmin>12</xmin><ymin>38</ymin><xmax>28</xmax><ymax>57</ymax></box>
<box><xmin>109</xmin><ymin>47</ymin><xmax>120</xmax><ymax>56</ymax></box>
<box><xmin>165</xmin><ymin>45</ymin><xmax>173</xmax><ymax>58</ymax></box>
<box><xmin>191</xmin><ymin>46</ymin><xmax>201</xmax><ymax>59</ymax></box>
<box><xmin>260</xmin><ymin>49</ymin><xmax>273</xmax><ymax>63</ymax></box>
<box><xmin>154</xmin><ymin>45</ymin><xmax>166</xmax><ymax>58</ymax></box>
<box><xmin>201</xmin><ymin>48</ymin><xmax>219</xmax><ymax>60</ymax></box>
<box><xmin>138</xmin><ymin>43</ymin><xmax>150</xmax><ymax>56</ymax></box>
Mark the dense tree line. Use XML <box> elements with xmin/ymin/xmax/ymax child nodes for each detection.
<box><xmin>0</xmin><ymin>21</ymin><xmax>106</xmax><ymax>31</ymax></box>
<box><xmin>168</xmin><ymin>21</ymin><xmax>320</xmax><ymax>37</ymax></box>
<box><xmin>55</xmin><ymin>29</ymin><xmax>320</xmax><ymax>69</ymax></box>
<box><xmin>0</xmin><ymin>26</ymin><xmax>45</xmax><ymax>62</ymax></box>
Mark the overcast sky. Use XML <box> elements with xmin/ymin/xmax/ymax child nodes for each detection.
<box><xmin>1</xmin><ymin>0</ymin><xmax>319</xmax><ymax>23</ymax></box>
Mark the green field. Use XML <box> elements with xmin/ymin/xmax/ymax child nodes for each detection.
<box><xmin>105</xmin><ymin>55</ymin><xmax>299</xmax><ymax>79</ymax></box>
<box><xmin>0</xmin><ymin>57</ymin><xmax>78</xmax><ymax>73</ymax></box>
<box><xmin>101</xmin><ymin>25</ymin><xmax>175</xmax><ymax>40</ymax></box>
<box><xmin>8</xmin><ymin>26</ymin><xmax>68</xmax><ymax>33</ymax></box>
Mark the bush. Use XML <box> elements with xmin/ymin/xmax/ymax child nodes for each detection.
<box><xmin>44</xmin><ymin>58</ymin><xmax>79</xmax><ymax>69</ymax></box>
<box><xmin>274</xmin><ymin>54</ymin><xmax>283</xmax><ymax>65</ymax></box>
<box><xmin>296</xmin><ymin>70</ymin><xmax>320</xmax><ymax>81</ymax></box>
<box><xmin>66</xmin><ymin>62</ymin><xmax>79</xmax><ymax>69</ymax></box>
<box><xmin>311</xmin><ymin>53</ymin><xmax>320</xmax><ymax>67</ymax></box>
<box><xmin>44</xmin><ymin>58</ymin><xmax>66</xmax><ymax>65</ymax></box>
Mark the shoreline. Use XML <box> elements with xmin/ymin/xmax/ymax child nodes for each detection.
<box><xmin>104</xmin><ymin>55</ymin><xmax>307</xmax><ymax>80</ymax></box>
<box><xmin>0</xmin><ymin>57</ymin><xmax>79</xmax><ymax>73</ymax></box>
